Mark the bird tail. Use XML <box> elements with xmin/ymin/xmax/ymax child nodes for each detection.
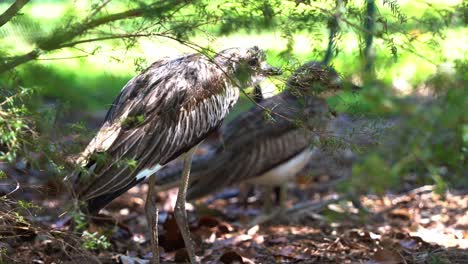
<box><xmin>68</xmin><ymin>157</ymin><xmax>145</xmax><ymax>215</ymax></box>
<box><xmin>86</xmin><ymin>178</ymin><xmax>143</xmax><ymax>214</ymax></box>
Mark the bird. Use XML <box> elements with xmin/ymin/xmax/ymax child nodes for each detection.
<box><xmin>70</xmin><ymin>46</ymin><xmax>280</xmax><ymax>264</ymax></box>
<box><xmin>153</xmin><ymin>61</ymin><xmax>354</xmax><ymax>210</ymax></box>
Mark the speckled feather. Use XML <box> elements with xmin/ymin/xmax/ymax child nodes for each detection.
<box><xmin>188</xmin><ymin>94</ymin><xmax>329</xmax><ymax>199</ymax></box>
<box><xmin>74</xmin><ymin>48</ymin><xmax>267</xmax><ymax>213</ymax></box>
<box><xmin>155</xmin><ymin>62</ymin><xmax>338</xmax><ymax>200</ymax></box>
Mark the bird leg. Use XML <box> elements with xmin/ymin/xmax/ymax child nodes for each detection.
<box><xmin>262</xmin><ymin>186</ymin><xmax>273</xmax><ymax>213</ymax></box>
<box><xmin>278</xmin><ymin>184</ymin><xmax>288</xmax><ymax>210</ymax></box>
<box><xmin>174</xmin><ymin>146</ymin><xmax>198</xmax><ymax>264</ymax></box>
<box><xmin>248</xmin><ymin>185</ymin><xmax>287</xmax><ymax>228</ymax></box>
<box><xmin>145</xmin><ymin>174</ymin><xmax>160</xmax><ymax>264</ymax></box>
<box><xmin>238</xmin><ymin>183</ymin><xmax>252</xmax><ymax>208</ymax></box>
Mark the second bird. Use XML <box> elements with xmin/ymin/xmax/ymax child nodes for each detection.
<box><xmin>154</xmin><ymin>62</ymin><xmax>348</xmax><ymax>207</ymax></box>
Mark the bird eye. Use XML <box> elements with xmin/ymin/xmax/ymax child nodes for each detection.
<box><xmin>248</xmin><ymin>59</ymin><xmax>258</xmax><ymax>66</ymax></box>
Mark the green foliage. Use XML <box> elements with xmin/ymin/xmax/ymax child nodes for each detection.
<box><xmin>17</xmin><ymin>200</ymin><xmax>41</xmax><ymax>211</ymax></box>
<box><xmin>72</xmin><ymin>210</ymin><xmax>88</xmax><ymax>232</ymax></box>
<box><xmin>7</xmin><ymin>56</ymin><xmax>132</xmax><ymax>109</ymax></box>
<box><xmin>0</xmin><ymin>86</ymin><xmax>34</xmax><ymax>162</ymax></box>
<box><xmin>121</xmin><ymin>114</ymin><xmax>145</xmax><ymax>129</ymax></box>
<box><xmin>0</xmin><ymin>196</ymin><xmax>41</xmax><ymax>250</ymax></box>
<box><xmin>348</xmin><ymin>154</ymin><xmax>399</xmax><ymax>194</ymax></box>
<box><xmin>123</xmin><ymin>158</ymin><xmax>138</xmax><ymax>171</ymax></box>
<box><xmin>344</xmin><ymin>59</ymin><xmax>468</xmax><ymax>193</ymax></box>
<box><xmin>382</xmin><ymin>0</ymin><xmax>407</xmax><ymax>24</ymax></box>
<box><xmin>81</xmin><ymin>230</ymin><xmax>111</xmax><ymax>251</ymax></box>
<box><xmin>0</xmin><ymin>247</ymin><xmax>6</xmax><ymax>264</ymax></box>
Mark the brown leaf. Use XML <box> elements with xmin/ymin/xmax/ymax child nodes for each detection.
<box><xmin>278</xmin><ymin>245</ymin><xmax>295</xmax><ymax>257</ymax></box>
<box><xmin>198</xmin><ymin>216</ymin><xmax>221</xmax><ymax>228</ymax></box>
<box><xmin>368</xmin><ymin>248</ymin><xmax>403</xmax><ymax>264</ymax></box>
<box><xmin>198</xmin><ymin>215</ymin><xmax>234</xmax><ymax>235</ymax></box>
<box><xmin>160</xmin><ymin>213</ymin><xmax>184</xmax><ymax>251</ymax></box>
<box><xmin>219</xmin><ymin>251</ymin><xmax>244</xmax><ymax>264</ymax></box>
<box><xmin>389</xmin><ymin>209</ymin><xmax>411</xmax><ymax>221</ymax></box>
<box><xmin>218</xmin><ymin>222</ymin><xmax>234</xmax><ymax>234</ymax></box>
<box><xmin>268</xmin><ymin>237</ymin><xmax>288</xmax><ymax>244</ymax></box>
<box><xmin>213</xmin><ymin>234</ymin><xmax>252</xmax><ymax>249</ymax></box>
<box><xmin>174</xmin><ymin>248</ymin><xmax>190</xmax><ymax>263</ymax></box>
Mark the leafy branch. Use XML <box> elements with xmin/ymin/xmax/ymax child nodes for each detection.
<box><xmin>323</xmin><ymin>0</ymin><xmax>343</xmax><ymax>65</ymax></box>
<box><xmin>382</xmin><ymin>0</ymin><xmax>407</xmax><ymax>23</ymax></box>
<box><xmin>0</xmin><ymin>0</ymin><xmax>30</xmax><ymax>28</ymax></box>
<box><xmin>0</xmin><ymin>0</ymin><xmax>190</xmax><ymax>74</ymax></box>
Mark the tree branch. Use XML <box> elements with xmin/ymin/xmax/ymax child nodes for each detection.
<box><xmin>323</xmin><ymin>0</ymin><xmax>343</xmax><ymax>65</ymax></box>
<box><xmin>0</xmin><ymin>1</ymin><xmax>188</xmax><ymax>74</ymax></box>
<box><xmin>0</xmin><ymin>0</ymin><xmax>30</xmax><ymax>28</ymax></box>
<box><xmin>58</xmin><ymin>33</ymin><xmax>166</xmax><ymax>48</ymax></box>
<box><xmin>37</xmin><ymin>5</ymin><xmax>164</xmax><ymax>50</ymax></box>
<box><xmin>364</xmin><ymin>0</ymin><xmax>376</xmax><ymax>73</ymax></box>
<box><xmin>0</xmin><ymin>50</ymin><xmax>40</xmax><ymax>73</ymax></box>
<box><xmin>307</xmin><ymin>2</ymin><xmax>436</xmax><ymax>66</ymax></box>
<box><xmin>86</xmin><ymin>0</ymin><xmax>113</xmax><ymax>22</ymax></box>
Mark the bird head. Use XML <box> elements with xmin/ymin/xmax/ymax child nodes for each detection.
<box><xmin>215</xmin><ymin>46</ymin><xmax>282</xmax><ymax>88</ymax></box>
<box><xmin>287</xmin><ymin>61</ymin><xmax>360</xmax><ymax>99</ymax></box>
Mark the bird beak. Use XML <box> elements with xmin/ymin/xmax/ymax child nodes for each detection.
<box><xmin>260</xmin><ymin>62</ymin><xmax>282</xmax><ymax>76</ymax></box>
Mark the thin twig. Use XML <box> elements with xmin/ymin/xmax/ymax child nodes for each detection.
<box><xmin>0</xmin><ymin>0</ymin><xmax>30</xmax><ymax>28</ymax></box>
<box><xmin>0</xmin><ymin>1</ymin><xmax>189</xmax><ymax>73</ymax></box>
<box><xmin>86</xmin><ymin>0</ymin><xmax>113</xmax><ymax>22</ymax></box>
<box><xmin>305</xmin><ymin>2</ymin><xmax>436</xmax><ymax>65</ymax></box>
<box><xmin>249</xmin><ymin>195</ymin><xmax>345</xmax><ymax>227</ymax></box>
<box><xmin>36</xmin><ymin>55</ymin><xmax>89</xmax><ymax>61</ymax></box>
<box><xmin>58</xmin><ymin>33</ymin><xmax>168</xmax><ymax>48</ymax></box>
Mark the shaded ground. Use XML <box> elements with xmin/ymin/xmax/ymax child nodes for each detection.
<box><xmin>1</xmin><ymin>162</ymin><xmax>467</xmax><ymax>263</ymax></box>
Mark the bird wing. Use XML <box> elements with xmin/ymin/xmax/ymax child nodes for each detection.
<box><xmin>186</xmin><ymin>128</ymin><xmax>312</xmax><ymax>199</ymax></box>
<box><xmin>75</xmin><ymin>54</ymin><xmax>237</xmax><ymax>203</ymax></box>
<box><xmin>153</xmin><ymin>93</ymin><xmax>315</xmax><ymax>199</ymax></box>
<box><xmin>219</xmin><ymin>92</ymin><xmax>302</xmax><ymax>150</ymax></box>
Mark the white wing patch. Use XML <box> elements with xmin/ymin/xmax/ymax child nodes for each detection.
<box><xmin>136</xmin><ymin>164</ymin><xmax>164</xmax><ymax>181</ymax></box>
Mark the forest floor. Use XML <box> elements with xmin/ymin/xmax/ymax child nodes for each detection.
<box><xmin>1</xmin><ymin>161</ymin><xmax>467</xmax><ymax>264</ymax></box>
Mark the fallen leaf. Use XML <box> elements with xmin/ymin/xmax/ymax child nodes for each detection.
<box><xmin>219</xmin><ymin>251</ymin><xmax>244</xmax><ymax>264</ymax></box>
<box><xmin>198</xmin><ymin>216</ymin><xmax>221</xmax><ymax>228</ymax></box>
<box><xmin>161</xmin><ymin>213</ymin><xmax>184</xmax><ymax>251</ymax></box>
<box><xmin>368</xmin><ymin>248</ymin><xmax>403</xmax><ymax>264</ymax></box>
<box><xmin>268</xmin><ymin>237</ymin><xmax>288</xmax><ymax>244</ymax></box>
<box><xmin>174</xmin><ymin>248</ymin><xmax>190</xmax><ymax>263</ymax></box>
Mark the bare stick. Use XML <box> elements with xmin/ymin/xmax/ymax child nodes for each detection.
<box><xmin>0</xmin><ymin>0</ymin><xmax>30</xmax><ymax>28</ymax></box>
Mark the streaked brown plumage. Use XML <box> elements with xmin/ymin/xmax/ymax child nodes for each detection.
<box><xmin>72</xmin><ymin>47</ymin><xmax>279</xmax><ymax>264</ymax></box>
<box><xmin>154</xmin><ymin>62</ymin><xmax>345</xmax><ymax>201</ymax></box>
<box><xmin>73</xmin><ymin>47</ymin><xmax>278</xmax><ymax>214</ymax></box>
